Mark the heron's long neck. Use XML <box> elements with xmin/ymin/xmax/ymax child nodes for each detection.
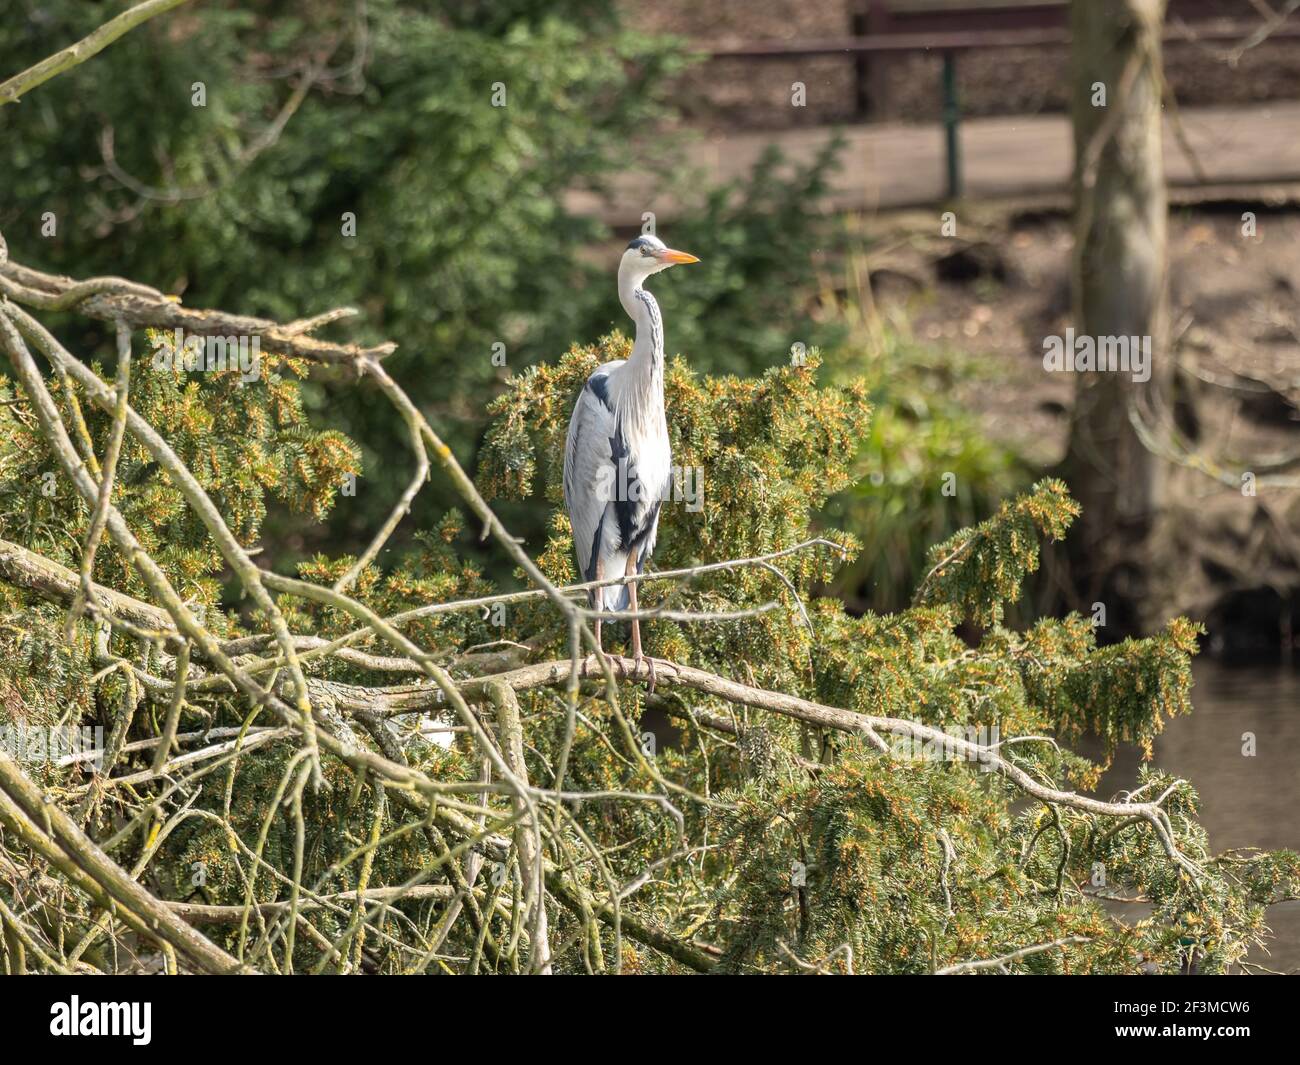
<box><xmin>617</xmin><ymin>273</ymin><xmax>666</xmax><ymax>423</ymax></box>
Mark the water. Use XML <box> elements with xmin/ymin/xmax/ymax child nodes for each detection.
<box><xmin>1094</xmin><ymin>660</ymin><xmax>1300</xmax><ymax>973</ymax></box>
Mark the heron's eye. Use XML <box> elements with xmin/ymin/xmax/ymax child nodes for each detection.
<box><xmin>641</xmin><ymin>248</ymin><xmax>653</xmax><ymax>257</ymax></box>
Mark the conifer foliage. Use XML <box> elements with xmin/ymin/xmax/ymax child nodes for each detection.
<box><xmin>1</xmin><ymin>288</ymin><xmax>1296</xmax><ymax>973</ymax></box>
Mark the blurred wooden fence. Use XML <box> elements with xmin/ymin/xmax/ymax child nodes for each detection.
<box><xmin>707</xmin><ymin>1</ymin><xmax>1300</xmax><ymax>196</ymax></box>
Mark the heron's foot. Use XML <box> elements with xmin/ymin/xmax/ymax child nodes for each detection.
<box><xmin>633</xmin><ymin>654</ymin><xmax>672</xmax><ymax>694</ymax></box>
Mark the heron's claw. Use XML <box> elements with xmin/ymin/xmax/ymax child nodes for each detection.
<box><xmin>632</xmin><ymin>654</ymin><xmax>667</xmax><ymax>694</ymax></box>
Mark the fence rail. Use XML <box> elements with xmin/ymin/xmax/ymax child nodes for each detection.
<box><xmin>706</xmin><ymin>11</ymin><xmax>1300</xmax><ymax>198</ymax></box>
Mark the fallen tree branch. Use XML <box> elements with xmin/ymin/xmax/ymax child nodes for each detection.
<box><xmin>168</xmin><ymin>884</ymin><xmax>456</xmax><ymax>923</ymax></box>
<box><xmin>0</xmin><ymin>750</ymin><xmax>253</xmax><ymax>974</ymax></box>
<box><xmin>0</xmin><ymin>531</ymin><xmax>1204</xmax><ymax>879</ymax></box>
<box><xmin>458</xmin><ymin>655</ymin><xmax>1204</xmax><ymax>879</ymax></box>
<box><xmin>0</xmin><ymin>536</ymin><xmax>175</xmax><ymax>634</ymax></box>
<box><xmin>0</xmin><ymin>0</ymin><xmax>193</xmax><ymax>107</ymax></box>
<box><xmin>0</xmin><ymin>266</ymin><xmax>394</xmax><ymax>365</ymax></box>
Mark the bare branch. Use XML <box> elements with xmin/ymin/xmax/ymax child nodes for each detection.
<box><xmin>0</xmin><ymin>0</ymin><xmax>193</xmax><ymax>108</ymax></box>
<box><xmin>935</xmin><ymin>936</ymin><xmax>1091</xmax><ymax>975</ymax></box>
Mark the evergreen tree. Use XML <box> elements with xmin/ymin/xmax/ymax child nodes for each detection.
<box><xmin>2</xmin><ymin>324</ymin><xmax>1295</xmax><ymax>973</ymax></box>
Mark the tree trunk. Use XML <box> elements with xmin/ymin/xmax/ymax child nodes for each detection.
<box><xmin>1063</xmin><ymin>0</ymin><xmax>1170</xmax><ymax>635</ymax></box>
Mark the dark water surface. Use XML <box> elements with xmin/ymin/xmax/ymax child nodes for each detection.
<box><xmin>1094</xmin><ymin>661</ymin><xmax>1300</xmax><ymax>973</ymax></box>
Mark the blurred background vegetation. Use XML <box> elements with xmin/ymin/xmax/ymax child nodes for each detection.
<box><xmin>0</xmin><ymin>0</ymin><xmax>1021</xmax><ymax>601</ymax></box>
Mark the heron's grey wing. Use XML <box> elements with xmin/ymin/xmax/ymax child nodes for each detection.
<box><xmin>563</xmin><ymin>373</ymin><xmax>619</xmax><ymax>582</ymax></box>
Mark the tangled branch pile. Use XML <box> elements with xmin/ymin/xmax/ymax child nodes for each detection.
<box><xmin>0</xmin><ymin>238</ymin><xmax>1296</xmax><ymax>975</ymax></box>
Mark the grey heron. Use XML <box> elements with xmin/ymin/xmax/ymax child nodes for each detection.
<box><xmin>563</xmin><ymin>234</ymin><xmax>699</xmax><ymax>687</ymax></box>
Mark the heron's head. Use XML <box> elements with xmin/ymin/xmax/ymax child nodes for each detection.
<box><xmin>620</xmin><ymin>234</ymin><xmax>699</xmax><ymax>285</ymax></box>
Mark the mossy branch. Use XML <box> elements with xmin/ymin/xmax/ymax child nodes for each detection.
<box><xmin>0</xmin><ymin>0</ymin><xmax>193</xmax><ymax>107</ymax></box>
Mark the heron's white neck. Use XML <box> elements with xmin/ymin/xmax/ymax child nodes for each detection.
<box><xmin>614</xmin><ymin>266</ymin><xmax>670</xmax><ymax>450</ymax></box>
<box><xmin>618</xmin><ymin>270</ymin><xmax>664</xmax><ymax>391</ymax></box>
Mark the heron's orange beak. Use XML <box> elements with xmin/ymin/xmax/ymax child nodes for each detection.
<box><xmin>658</xmin><ymin>248</ymin><xmax>699</xmax><ymax>265</ymax></box>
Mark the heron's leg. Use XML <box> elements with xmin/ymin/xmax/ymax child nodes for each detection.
<box><xmin>588</xmin><ymin>558</ymin><xmax>612</xmax><ymax>678</ymax></box>
<box><xmin>625</xmin><ymin>549</ymin><xmax>655</xmax><ymax>693</ymax></box>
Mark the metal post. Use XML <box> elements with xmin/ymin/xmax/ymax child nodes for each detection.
<box><xmin>942</xmin><ymin>51</ymin><xmax>962</xmax><ymax>199</ymax></box>
<box><xmin>852</xmin><ymin>9</ymin><xmax>871</xmax><ymax>119</ymax></box>
<box><xmin>865</xmin><ymin>0</ymin><xmax>893</xmax><ymax>120</ymax></box>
